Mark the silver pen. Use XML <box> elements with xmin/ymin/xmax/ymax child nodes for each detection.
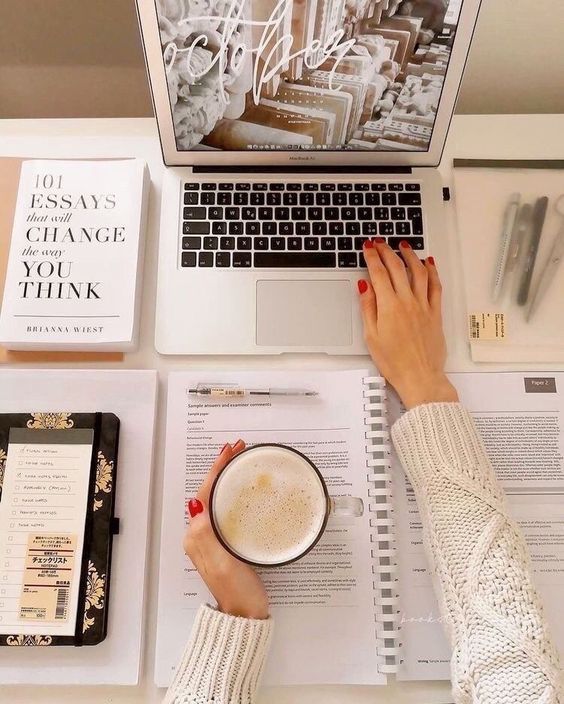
<box><xmin>492</xmin><ymin>192</ymin><xmax>520</xmax><ymax>302</ymax></box>
<box><xmin>506</xmin><ymin>203</ymin><xmax>532</xmax><ymax>273</ymax></box>
<box><xmin>188</xmin><ymin>385</ymin><xmax>318</xmax><ymax>397</ymax></box>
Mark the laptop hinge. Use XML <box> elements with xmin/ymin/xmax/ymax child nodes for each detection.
<box><xmin>192</xmin><ymin>166</ymin><xmax>412</xmax><ymax>175</ymax></box>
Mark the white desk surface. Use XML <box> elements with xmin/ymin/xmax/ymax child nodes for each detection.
<box><xmin>1</xmin><ymin>114</ymin><xmax>563</xmax><ymax>704</ymax></box>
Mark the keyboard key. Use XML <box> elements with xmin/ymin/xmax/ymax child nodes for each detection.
<box><xmin>254</xmin><ymin>252</ymin><xmax>336</xmax><ymax>267</ymax></box>
<box><xmin>181</xmin><ymin>251</ymin><xmax>196</xmax><ymax>267</ymax></box>
<box><xmin>316</xmin><ymin>192</ymin><xmax>331</xmax><ymax>206</ymax></box>
<box><xmin>202</xmin><ymin>183</ymin><xmax>216</xmax><ymax>190</ymax></box>
<box><xmin>263</xmin><ymin>222</ymin><xmax>277</xmax><ymax>235</ymax></box>
<box><xmin>182</xmin><ymin>235</ymin><xmax>201</xmax><ymax>250</ymax></box>
<box><xmin>354</xmin><ymin>237</ymin><xmax>366</xmax><ymax>250</ymax></box>
<box><xmin>304</xmin><ymin>183</ymin><xmax>318</xmax><ymax>191</ymax></box>
<box><xmin>346</xmin><ymin>222</ymin><xmax>361</xmax><ymax>236</ymax></box>
<box><xmin>254</xmin><ymin>237</ymin><xmax>269</xmax><ymax>250</ymax></box>
<box><xmin>237</xmin><ymin>237</ymin><xmax>252</xmax><ymax>250</ymax></box>
<box><xmin>233</xmin><ymin>252</ymin><xmax>252</xmax><ymax>267</ymax></box>
<box><xmin>366</xmin><ymin>193</ymin><xmax>380</xmax><ymax>206</ymax></box>
<box><xmin>184</xmin><ymin>192</ymin><xmax>199</xmax><ymax>205</ymax></box>
<box><xmin>198</xmin><ymin>251</ymin><xmax>214</xmax><ymax>267</ymax></box>
<box><xmin>250</xmin><ymin>192</ymin><xmax>265</xmax><ymax>205</ymax></box>
<box><xmin>338</xmin><ymin>252</ymin><xmax>357</xmax><ymax>267</ymax></box>
<box><xmin>220</xmin><ymin>236</ymin><xmax>235</xmax><ymax>250</ymax></box>
<box><xmin>279</xmin><ymin>222</ymin><xmax>294</xmax><ymax>236</ymax></box>
<box><xmin>304</xmin><ymin>237</ymin><xmax>319</xmax><ymax>250</ymax></box>
<box><xmin>288</xmin><ymin>237</ymin><xmax>302</xmax><ymax>250</ymax></box>
<box><xmin>371</xmin><ymin>183</ymin><xmax>386</xmax><ymax>191</ymax></box>
<box><xmin>203</xmin><ymin>236</ymin><xmax>218</xmax><ymax>250</ymax></box>
<box><xmin>226</xmin><ymin>207</ymin><xmax>240</xmax><ymax>219</ymax></box>
<box><xmin>358</xmin><ymin>207</ymin><xmax>372</xmax><ymax>220</ymax></box>
<box><xmin>362</xmin><ymin>222</ymin><xmax>378</xmax><ymax>236</ymax></box>
<box><xmin>258</xmin><ymin>207</ymin><xmax>274</xmax><ymax>220</ymax></box>
<box><xmin>287</xmin><ymin>183</ymin><xmax>302</xmax><ymax>191</ymax></box>
<box><xmin>219</xmin><ymin>182</ymin><xmax>233</xmax><ymax>190</ymax></box>
<box><xmin>229</xmin><ymin>222</ymin><xmax>244</xmax><ymax>235</ymax></box>
<box><xmin>283</xmin><ymin>192</ymin><xmax>298</xmax><ymax>205</ymax></box>
<box><xmin>217</xmin><ymin>192</ymin><xmax>232</xmax><ymax>205</ymax></box>
<box><xmin>184</xmin><ymin>182</ymin><xmax>198</xmax><ymax>190</ymax></box>
<box><xmin>212</xmin><ymin>222</ymin><xmax>227</xmax><ymax>235</ymax></box>
<box><xmin>183</xmin><ymin>221</ymin><xmax>209</xmax><ymax>235</ymax></box>
<box><xmin>333</xmin><ymin>192</ymin><xmax>347</xmax><ymax>206</ymax></box>
<box><xmin>291</xmin><ymin>207</ymin><xmax>306</xmax><ymax>220</ymax></box>
<box><xmin>338</xmin><ymin>183</ymin><xmax>352</xmax><ymax>191</ymax></box>
<box><xmin>373</xmin><ymin>207</ymin><xmax>390</xmax><ymax>220</ymax></box>
<box><xmin>236</xmin><ymin>183</ymin><xmax>251</xmax><ymax>190</ymax></box>
<box><xmin>399</xmin><ymin>193</ymin><xmax>422</xmax><ymax>205</ymax></box>
<box><xmin>209</xmin><ymin>207</ymin><xmax>223</xmax><ymax>220</ymax></box>
<box><xmin>354</xmin><ymin>183</ymin><xmax>370</xmax><ymax>191</ymax></box>
<box><xmin>349</xmin><ymin>193</ymin><xmax>363</xmax><ymax>206</ymax></box>
<box><xmin>271</xmin><ymin>237</ymin><xmax>285</xmax><ymax>250</ymax></box>
<box><xmin>321</xmin><ymin>183</ymin><xmax>335</xmax><ymax>190</ymax></box>
<box><xmin>389</xmin><ymin>237</ymin><xmax>424</xmax><ymax>250</ymax></box>
<box><xmin>412</xmin><ymin>218</ymin><xmax>424</xmax><ymax>235</ymax></box>
<box><xmin>300</xmin><ymin>192</ymin><xmax>314</xmax><ymax>205</ymax></box>
<box><xmin>308</xmin><ymin>207</ymin><xmax>323</xmax><ymax>220</ymax></box>
<box><xmin>388</xmin><ymin>183</ymin><xmax>404</xmax><ymax>191</ymax></box>
<box><xmin>296</xmin><ymin>222</ymin><xmax>310</xmax><ymax>236</ymax></box>
<box><xmin>234</xmin><ymin>192</ymin><xmax>249</xmax><ymax>205</ymax></box>
<box><xmin>267</xmin><ymin>192</ymin><xmax>281</xmax><ymax>205</ymax></box>
<box><xmin>201</xmin><ymin>192</ymin><xmax>215</xmax><ymax>205</ymax></box>
<box><xmin>275</xmin><ymin>207</ymin><xmax>290</xmax><ymax>220</ymax></box>
<box><xmin>246</xmin><ymin>222</ymin><xmax>261</xmax><ymax>235</ymax></box>
<box><xmin>379</xmin><ymin>222</ymin><xmax>394</xmax><ymax>235</ymax></box>
<box><xmin>406</xmin><ymin>183</ymin><xmax>421</xmax><ymax>191</ymax></box>
<box><xmin>395</xmin><ymin>221</ymin><xmax>411</xmax><ymax>235</ymax></box>
<box><xmin>407</xmin><ymin>207</ymin><xmax>423</xmax><ymax>220</ymax></box>
<box><xmin>242</xmin><ymin>207</ymin><xmax>255</xmax><ymax>220</ymax></box>
<box><xmin>312</xmin><ymin>222</ymin><xmax>327</xmax><ymax>236</ymax></box>
<box><xmin>184</xmin><ymin>207</ymin><xmax>206</xmax><ymax>219</ymax></box>
<box><xmin>252</xmin><ymin>183</ymin><xmax>268</xmax><ymax>191</ymax></box>
<box><xmin>216</xmin><ymin>251</ymin><xmax>231</xmax><ymax>267</ymax></box>
<box><xmin>321</xmin><ymin>237</ymin><xmax>336</xmax><ymax>250</ymax></box>
<box><xmin>337</xmin><ymin>237</ymin><xmax>353</xmax><ymax>250</ymax></box>
<box><xmin>341</xmin><ymin>207</ymin><xmax>355</xmax><ymax>220</ymax></box>
<box><xmin>382</xmin><ymin>193</ymin><xmax>396</xmax><ymax>206</ymax></box>
<box><xmin>269</xmin><ymin>183</ymin><xmax>284</xmax><ymax>191</ymax></box>
<box><xmin>391</xmin><ymin>207</ymin><xmax>406</xmax><ymax>220</ymax></box>
<box><xmin>330</xmin><ymin>222</ymin><xmax>344</xmax><ymax>236</ymax></box>
<box><xmin>325</xmin><ymin>207</ymin><xmax>339</xmax><ymax>220</ymax></box>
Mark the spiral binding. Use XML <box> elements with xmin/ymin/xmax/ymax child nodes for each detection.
<box><xmin>363</xmin><ymin>376</ymin><xmax>400</xmax><ymax>675</ymax></box>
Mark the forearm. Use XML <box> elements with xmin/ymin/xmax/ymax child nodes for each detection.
<box><xmin>164</xmin><ymin>604</ymin><xmax>272</xmax><ymax>704</ymax></box>
<box><xmin>392</xmin><ymin>403</ymin><xmax>562</xmax><ymax>703</ymax></box>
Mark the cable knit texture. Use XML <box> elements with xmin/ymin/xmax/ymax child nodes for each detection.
<box><xmin>392</xmin><ymin>402</ymin><xmax>563</xmax><ymax>704</ymax></box>
<box><xmin>164</xmin><ymin>604</ymin><xmax>272</xmax><ymax>704</ymax></box>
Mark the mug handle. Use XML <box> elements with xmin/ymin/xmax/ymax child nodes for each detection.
<box><xmin>329</xmin><ymin>496</ymin><xmax>364</xmax><ymax>517</ymax></box>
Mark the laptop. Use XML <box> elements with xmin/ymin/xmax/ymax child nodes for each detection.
<box><xmin>135</xmin><ymin>0</ymin><xmax>481</xmax><ymax>355</ymax></box>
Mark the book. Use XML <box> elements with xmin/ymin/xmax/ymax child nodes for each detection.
<box><xmin>155</xmin><ymin>369</ymin><xmax>564</xmax><ymax>687</ymax></box>
<box><xmin>0</xmin><ymin>412</ymin><xmax>120</xmax><ymax>646</ymax></box>
<box><xmin>0</xmin><ymin>159</ymin><xmax>150</xmax><ymax>351</ymax></box>
<box><xmin>0</xmin><ymin>368</ymin><xmax>157</xmax><ymax>685</ymax></box>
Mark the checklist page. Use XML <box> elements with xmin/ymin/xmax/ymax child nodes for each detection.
<box><xmin>0</xmin><ymin>428</ymin><xmax>93</xmax><ymax>636</ymax></box>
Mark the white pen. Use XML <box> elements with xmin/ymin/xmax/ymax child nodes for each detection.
<box><xmin>188</xmin><ymin>385</ymin><xmax>318</xmax><ymax>397</ymax></box>
<box><xmin>506</xmin><ymin>203</ymin><xmax>532</xmax><ymax>273</ymax></box>
<box><xmin>493</xmin><ymin>192</ymin><xmax>521</xmax><ymax>301</ymax></box>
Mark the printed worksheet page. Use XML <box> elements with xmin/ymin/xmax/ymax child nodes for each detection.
<box><xmin>389</xmin><ymin>372</ymin><xmax>564</xmax><ymax>680</ymax></box>
<box><xmin>155</xmin><ymin>370</ymin><xmax>386</xmax><ymax>687</ymax></box>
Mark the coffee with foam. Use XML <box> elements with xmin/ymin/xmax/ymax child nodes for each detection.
<box><xmin>211</xmin><ymin>445</ymin><xmax>328</xmax><ymax>566</ymax></box>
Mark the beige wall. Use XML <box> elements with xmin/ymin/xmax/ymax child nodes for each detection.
<box><xmin>1</xmin><ymin>0</ymin><xmax>563</xmax><ymax>119</ymax></box>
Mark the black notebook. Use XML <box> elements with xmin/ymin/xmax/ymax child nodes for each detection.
<box><xmin>0</xmin><ymin>412</ymin><xmax>119</xmax><ymax>646</ymax></box>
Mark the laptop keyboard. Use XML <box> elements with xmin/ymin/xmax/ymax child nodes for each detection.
<box><xmin>180</xmin><ymin>182</ymin><xmax>424</xmax><ymax>268</ymax></box>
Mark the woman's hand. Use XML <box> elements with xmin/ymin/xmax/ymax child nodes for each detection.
<box><xmin>184</xmin><ymin>440</ymin><xmax>269</xmax><ymax>620</ymax></box>
<box><xmin>358</xmin><ymin>239</ymin><xmax>458</xmax><ymax>410</ymax></box>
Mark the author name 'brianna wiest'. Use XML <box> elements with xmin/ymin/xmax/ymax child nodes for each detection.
<box><xmin>0</xmin><ymin>160</ymin><xmax>149</xmax><ymax>351</ymax></box>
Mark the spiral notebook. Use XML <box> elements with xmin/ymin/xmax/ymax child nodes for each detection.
<box><xmin>155</xmin><ymin>369</ymin><xmax>399</xmax><ymax>687</ymax></box>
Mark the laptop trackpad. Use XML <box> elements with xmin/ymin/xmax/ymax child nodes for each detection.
<box><xmin>256</xmin><ymin>280</ymin><xmax>352</xmax><ymax>347</ymax></box>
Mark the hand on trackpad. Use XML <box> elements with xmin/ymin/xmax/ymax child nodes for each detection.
<box><xmin>256</xmin><ymin>280</ymin><xmax>352</xmax><ymax>347</ymax></box>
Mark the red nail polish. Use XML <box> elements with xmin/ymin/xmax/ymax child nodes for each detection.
<box><xmin>363</xmin><ymin>239</ymin><xmax>373</xmax><ymax>249</ymax></box>
<box><xmin>373</xmin><ymin>237</ymin><xmax>385</xmax><ymax>244</ymax></box>
<box><xmin>221</xmin><ymin>443</ymin><xmax>230</xmax><ymax>453</ymax></box>
<box><xmin>427</xmin><ymin>256</ymin><xmax>436</xmax><ymax>266</ymax></box>
<box><xmin>188</xmin><ymin>498</ymin><xmax>204</xmax><ymax>518</ymax></box>
<box><xmin>357</xmin><ymin>279</ymin><xmax>368</xmax><ymax>294</ymax></box>
<box><xmin>399</xmin><ymin>240</ymin><xmax>411</xmax><ymax>249</ymax></box>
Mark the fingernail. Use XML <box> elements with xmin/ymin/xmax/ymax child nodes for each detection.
<box><xmin>221</xmin><ymin>443</ymin><xmax>230</xmax><ymax>453</ymax></box>
<box><xmin>373</xmin><ymin>237</ymin><xmax>386</xmax><ymax>244</ymax></box>
<box><xmin>363</xmin><ymin>239</ymin><xmax>373</xmax><ymax>249</ymax></box>
<box><xmin>399</xmin><ymin>240</ymin><xmax>411</xmax><ymax>249</ymax></box>
<box><xmin>357</xmin><ymin>279</ymin><xmax>368</xmax><ymax>294</ymax></box>
<box><xmin>188</xmin><ymin>498</ymin><xmax>204</xmax><ymax>518</ymax></box>
<box><xmin>427</xmin><ymin>255</ymin><xmax>436</xmax><ymax>266</ymax></box>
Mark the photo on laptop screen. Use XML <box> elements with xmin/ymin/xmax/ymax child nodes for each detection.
<box><xmin>156</xmin><ymin>0</ymin><xmax>463</xmax><ymax>152</ymax></box>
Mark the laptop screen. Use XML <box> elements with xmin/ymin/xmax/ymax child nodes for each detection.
<box><xmin>156</xmin><ymin>0</ymin><xmax>464</xmax><ymax>153</ymax></box>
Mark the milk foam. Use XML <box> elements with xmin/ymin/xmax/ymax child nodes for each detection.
<box><xmin>213</xmin><ymin>446</ymin><xmax>327</xmax><ymax>564</ymax></box>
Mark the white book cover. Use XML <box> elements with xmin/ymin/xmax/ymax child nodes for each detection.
<box><xmin>0</xmin><ymin>159</ymin><xmax>150</xmax><ymax>351</ymax></box>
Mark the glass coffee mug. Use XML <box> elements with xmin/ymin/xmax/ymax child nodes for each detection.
<box><xmin>209</xmin><ymin>443</ymin><xmax>364</xmax><ymax>567</ymax></box>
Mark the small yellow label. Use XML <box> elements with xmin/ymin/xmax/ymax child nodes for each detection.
<box><xmin>469</xmin><ymin>312</ymin><xmax>506</xmax><ymax>341</ymax></box>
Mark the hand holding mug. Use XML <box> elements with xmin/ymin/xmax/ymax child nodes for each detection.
<box><xmin>184</xmin><ymin>440</ymin><xmax>269</xmax><ymax>620</ymax></box>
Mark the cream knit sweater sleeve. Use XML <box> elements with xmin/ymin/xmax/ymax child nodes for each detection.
<box><xmin>392</xmin><ymin>402</ymin><xmax>562</xmax><ymax>704</ymax></box>
<box><xmin>163</xmin><ymin>604</ymin><xmax>272</xmax><ymax>704</ymax></box>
